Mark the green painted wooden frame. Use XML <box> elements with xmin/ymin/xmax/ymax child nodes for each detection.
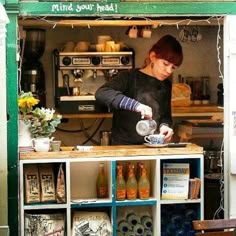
<box><xmin>19</xmin><ymin>2</ymin><xmax>236</xmax><ymax>16</ymax></box>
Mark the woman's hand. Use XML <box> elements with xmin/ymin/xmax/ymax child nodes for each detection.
<box><xmin>135</xmin><ymin>103</ymin><xmax>153</xmax><ymax>119</ymax></box>
<box><xmin>159</xmin><ymin>124</ymin><xmax>174</xmax><ymax>142</ymax></box>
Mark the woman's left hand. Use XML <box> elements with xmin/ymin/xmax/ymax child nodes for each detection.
<box><xmin>159</xmin><ymin>125</ymin><xmax>174</xmax><ymax>142</ymax></box>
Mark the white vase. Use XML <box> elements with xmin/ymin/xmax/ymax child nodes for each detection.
<box><xmin>18</xmin><ymin>119</ymin><xmax>33</xmax><ymax>147</ymax></box>
<box><xmin>33</xmin><ymin>137</ymin><xmax>51</xmax><ymax>152</ymax></box>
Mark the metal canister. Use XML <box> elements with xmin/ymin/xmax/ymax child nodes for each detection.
<box><xmin>100</xmin><ymin>131</ymin><xmax>111</xmax><ymax>146</ymax></box>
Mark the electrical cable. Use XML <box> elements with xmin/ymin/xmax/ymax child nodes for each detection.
<box><xmin>212</xmin><ymin>16</ymin><xmax>225</xmax><ymax>219</ymax></box>
<box><xmin>56</xmin><ymin>118</ymin><xmax>97</xmax><ymax>133</ymax></box>
<box><xmin>18</xmin><ymin>27</ymin><xmax>26</xmax><ymax>93</ymax></box>
<box><xmin>213</xmin><ymin>138</ymin><xmax>224</xmax><ymax>219</ymax></box>
<box><xmin>80</xmin><ymin>118</ymin><xmax>105</xmax><ymax>145</ymax></box>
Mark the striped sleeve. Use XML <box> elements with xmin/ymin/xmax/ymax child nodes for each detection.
<box><xmin>118</xmin><ymin>96</ymin><xmax>140</xmax><ymax>111</ymax></box>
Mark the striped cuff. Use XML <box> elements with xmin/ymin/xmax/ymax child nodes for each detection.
<box><xmin>119</xmin><ymin>96</ymin><xmax>140</xmax><ymax>111</ymax></box>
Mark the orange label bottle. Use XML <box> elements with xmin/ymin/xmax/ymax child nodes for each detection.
<box><xmin>126</xmin><ymin>163</ymin><xmax>137</xmax><ymax>200</ymax></box>
<box><xmin>96</xmin><ymin>163</ymin><xmax>108</xmax><ymax>198</ymax></box>
<box><xmin>116</xmin><ymin>164</ymin><xmax>126</xmax><ymax>201</ymax></box>
<box><xmin>138</xmin><ymin>164</ymin><xmax>150</xmax><ymax>200</ymax></box>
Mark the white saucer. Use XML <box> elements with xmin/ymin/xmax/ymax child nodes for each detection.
<box><xmin>144</xmin><ymin>143</ymin><xmax>168</xmax><ymax>148</ymax></box>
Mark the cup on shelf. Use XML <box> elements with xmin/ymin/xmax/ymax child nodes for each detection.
<box><xmin>113</xmin><ymin>43</ymin><xmax>121</xmax><ymax>52</ymax></box>
<box><xmin>50</xmin><ymin>140</ymin><xmax>61</xmax><ymax>152</ymax></box>
<box><xmin>97</xmin><ymin>35</ymin><xmax>112</xmax><ymax>44</ymax></box>
<box><xmin>62</xmin><ymin>41</ymin><xmax>75</xmax><ymax>52</ymax></box>
<box><xmin>74</xmin><ymin>41</ymin><xmax>90</xmax><ymax>52</ymax></box>
<box><xmin>105</xmin><ymin>41</ymin><xmax>115</xmax><ymax>52</ymax></box>
<box><xmin>96</xmin><ymin>43</ymin><xmax>105</xmax><ymax>52</ymax></box>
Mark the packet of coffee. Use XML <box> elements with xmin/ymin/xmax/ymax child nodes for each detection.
<box><xmin>56</xmin><ymin>164</ymin><xmax>66</xmax><ymax>203</ymax></box>
<box><xmin>24</xmin><ymin>164</ymin><xmax>40</xmax><ymax>204</ymax></box>
<box><xmin>38</xmin><ymin>164</ymin><xmax>56</xmax><ymax>202</ymax></box>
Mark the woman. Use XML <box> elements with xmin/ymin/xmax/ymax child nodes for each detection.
<box><xmin>95</xmin><ymin>35</ymin><xmax>183</xmax><ymax>145</ymax></box>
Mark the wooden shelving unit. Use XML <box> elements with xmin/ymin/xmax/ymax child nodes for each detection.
<box><xmin>19</xmin><ymin>144</ymin><xmax>204</xmax><ymax>235</ymax></box>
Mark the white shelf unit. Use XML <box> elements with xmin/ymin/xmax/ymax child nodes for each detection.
<box><xmin>19</xmin><ymin>154</ymin><xmax>203</xmax><ymax>236</ymax></box>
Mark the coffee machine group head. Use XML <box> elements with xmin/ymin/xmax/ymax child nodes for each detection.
<box><xmin>53</xmin><ymin>50</ymin><xmax>134</xmax><ymax>114</ymax></box>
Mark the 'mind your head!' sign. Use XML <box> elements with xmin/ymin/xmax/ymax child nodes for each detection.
<box><xmin>51</xmin><ymin>3</ymin><xmax>118</xmax><ymax>14</ymax></box>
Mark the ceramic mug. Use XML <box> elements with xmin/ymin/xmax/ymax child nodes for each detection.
<box><xmin>50</xmin><ymin>140</ymin><xmax>61</xmax><ymax>152</ymax></box>
<box><xmin>33</xmin><ymin>137</ymin><xmax>52</xmax><ymax>152</ymax></box>
<box><xmin>128</xmin><ymin>26</ymin><xmax>138</xmax><ymax>38</ymax></box>
<box><xmin>105</xmin><ymin>41</ymin><xmax>115</xmax><ymax>52</ymax></box>
<box><xmin>74</xmin><ymin>41</ymin><xmax>90</xmax><ymax>52</ymax></box>
<box><xmin>144</xmin><ymin>134</ymin><xmax>165</xmax><ymax>145</ymax></box>
<box><xmin>142</xmin><ymin>26</ymin><xmax>152</xmax><ymax>38</ymax></box>
<box><xmin>113</xmin><ymin>43</ymin><xmax>121</xmax><ymax>52</ymax></box>
<box><xmin>96</xmin><ymin>43</ymin><xmax>105</xmax><ymax>52</ymax></box>
<box><xmin>97</xmin><ymin>35</ymin><xmax>112</xmax><ymax>44</ymax></box>
<box><xmin>62</xmin><ymin>41</ymin><xmax>75</xmax><ymax>52</ymax></box>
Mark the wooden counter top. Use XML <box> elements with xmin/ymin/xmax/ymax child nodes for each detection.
<box><xmin>19</xmin><ymin>143</ymin><xmax>203</xmax><ymax>160</ymax></box>
<box><xmin>60</xmin><ymin>105</ymin><xmax>222</xmax><ymax>119</ymax></box>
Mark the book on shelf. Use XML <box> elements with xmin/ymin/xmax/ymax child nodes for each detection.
<box><xmin>189</xmin><ymin>178</ymin><xmax>201</xmax><ymax>199</ymax></box>
<box><xmin>161</xmin><ymin>163</ymin><xmax>190</xmax><ymax>200</ymax></box>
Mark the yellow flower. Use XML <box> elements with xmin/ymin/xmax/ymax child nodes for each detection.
<box><xmin>18</xmin><ymin>91</ymin><xmax>40</xmax><ymax>115</ymax></box>
<box><xmin>26</xmin><ymin>97</ymin><xmax>39</xmax><ymax>108</ymax></box>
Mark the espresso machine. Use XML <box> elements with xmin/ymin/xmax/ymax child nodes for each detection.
<box><xmin>53</xmin><ymin>50</ymin><xmax>134</xmax><ymax>113</ymax></box>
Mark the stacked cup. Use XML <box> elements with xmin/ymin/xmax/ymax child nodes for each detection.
<box><xmin>96</xmin><ymin>35</ymin><xmax>121</xmax><ymax>52</ymax></box>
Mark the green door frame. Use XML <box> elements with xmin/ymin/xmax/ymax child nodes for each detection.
<box><xmin>6</xmin><ymin>1</ymin><xmax>236</xmax><ymax>235</ymax></box>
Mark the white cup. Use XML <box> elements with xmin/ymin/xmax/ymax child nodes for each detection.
<box><xmin>144</xmin><ymin>134</ymin><xmax>165</xmax><ymax>145</ymax></box>
<box><xmin>113</xmin><ymin>44</ymin><xmax>121</xmax><ymax>52</ymax></box>
<box><xmin>96</xmin><ymin>43</ymin><xmax>105</xmax><ymax>52</ymax></box>
<box><xmin>97</xmin><ymin>35</ymin><xmax>112</xmax><ymax>44</ymax></box>
<box><xmin>142</xmin><ymin>26</ymin><xmax>152</xmax><ymax>38</ymax></box>
<box><xmin>105</xmin><ymin>41</ymin><xmax>115</xmax><ymax>52</ymax></box>
<box><xmin>62</xmin><ymin>41</ymin><xmax>75</xmax><ymax>52</ymax></box>
<box><xmin>128</xmin><ymin>26</ymin><xmax>138</xmax><ymax>38</ymax></box>
<box><xmin>74</xmin><ymin>41</ymin><xmax>90</xmax><ymax>52</ymax></box>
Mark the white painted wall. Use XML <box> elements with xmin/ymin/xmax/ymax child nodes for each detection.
<box><xmin>0</xmin><ymin>3</ymin><xmax>9</xmax><ymax>233</ymax></box>
<box><xmin>224</xmin><ymin>15</ymin><xmax>236</xmax><ymax>218</ymax></box>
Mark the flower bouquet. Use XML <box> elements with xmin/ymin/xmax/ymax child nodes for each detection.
<box><xmin>18</xmin><ymin>91</ymin><xmax>62</xmax><ymax>151</ymax></box>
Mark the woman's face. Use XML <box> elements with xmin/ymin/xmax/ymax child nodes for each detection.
<box><xmin>151</xmin><ymin>54</ymin><xmax>177</xmax><ymax>81</ymax></box>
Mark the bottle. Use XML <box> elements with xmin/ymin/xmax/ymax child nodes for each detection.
<box><xmin>126</xmin><ymin>163</ymin><xmax>138</xmax><ymax>200</ymax></box>
<box><xmin>116</xmin><ymin>164</ymin><xmax>126</xmax><ymax>201</ymax></box>
<box><xmin>96</xmin><ymin>163</ymin><xmax>108</xmax><ymax>198</ymax></box>
<box><xmin>138</xmin><ymin>164</ymin><xmax>150</xmax><ymax>200</ymax></box>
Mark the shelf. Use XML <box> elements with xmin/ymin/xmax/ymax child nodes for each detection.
<box><xmin>160</xmin><ymin>199</ymin><xmax>202</xmax><ymax>204</ymax></box>
<box><xmin>71</xmin><ymin>201</ymin><xmax>113</xmax><ymax>208</ymax></box>
<box><xmin>59</xmin><ymin>105</ymin><xmax>223</xmax><ymax>119</ymax></box>
<box><xmin>24</xmin><ymin>203</ymin><xmax>67</xmax><ymax>210</ymax></box>
<box><xmin>115</xmin><ymin>199</ymin><xmax>157</xmax><ymax>206</ymax></box>
<box><xmin>19</xmin><ymin>144</ymin><xmax>203</xmax><ymax>160</ymax></box>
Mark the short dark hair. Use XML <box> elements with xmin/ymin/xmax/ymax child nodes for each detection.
<box><xmin>149</xmin><ymin>35</ymin><xmax>183</xmax><ymax>66</ymax></box>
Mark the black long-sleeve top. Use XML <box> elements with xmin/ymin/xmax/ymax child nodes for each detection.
<box><xmin>95</xmin><ymin>68</ymin><xmax>172</xmax><ymax>145</ymax></box>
